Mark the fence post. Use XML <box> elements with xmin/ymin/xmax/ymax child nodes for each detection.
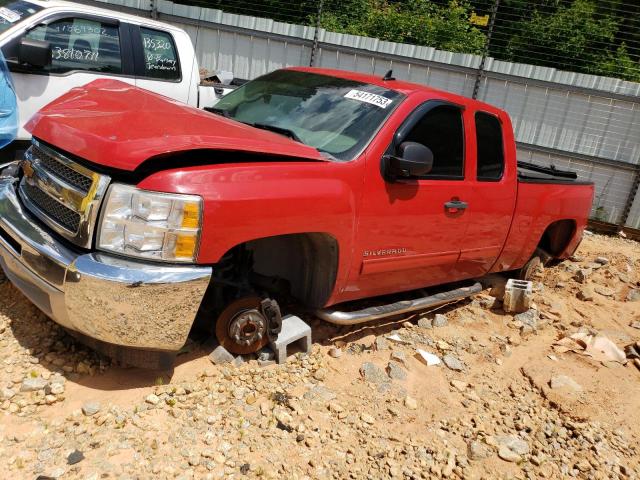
<box><xmin>472</xmin><ymin>0</ymin><xmax>500</xmax><ymax>100</ymax></box>
<box><xmin>150</xmin><ymin>0</ymin><xmax>158</xmax><ymax>19</ymax></box>
<box><xmin>309</xmin><ymin>0</ymin><xmax>324</xmax><ymax>67</ymax></box>
<box><xmin>620</xmin><ymin>166</ymin><xmax>640</xmax><ymax>228</ymax></box>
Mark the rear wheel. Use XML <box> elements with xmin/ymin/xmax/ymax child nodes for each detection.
<box><xmin>519</xmin><ymin>248</ymin><xmax>550</xmax><ymax>281</ymax></box>
<box><xmin>215</xmin><ymin>296</ymin><xmax>269</xmax><ymax>354</ymax></box>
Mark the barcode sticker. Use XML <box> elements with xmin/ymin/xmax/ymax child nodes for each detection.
<box><xmin>344</xmin><ymin>89</ymin><xmax>393</xmax><ymax>109</ymax></box>
<box><xmin>0</xmin><ymin>7</ymin><xmax>20</xmax><ymax>23</ymax></box>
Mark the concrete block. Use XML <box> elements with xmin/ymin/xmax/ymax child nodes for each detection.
<box><xmin>503</xmin><ymin>279</ymin><xmax>533</xmax><ymax>313</ymax></box>
<box><xmin>208</xmin><ymin>345</ymin><xmax>234</xmax><ymax>365</ymax></box>
<box><xmin>269</xmin><ymin>315</ymin><xmax>312</xmax><ymax>364</ymax></box>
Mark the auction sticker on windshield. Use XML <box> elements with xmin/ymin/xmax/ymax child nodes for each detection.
<box><xmin>0</xmin><ymin>7</ymin><xmax>20</xmax><ymax>22</ymax></box>
<box><xmin>344</xmin><ymin>89</ymin><xmax>393</xmax><ymax>109</ymax></box>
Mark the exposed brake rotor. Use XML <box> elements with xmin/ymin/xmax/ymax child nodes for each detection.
<box><xmin>215</xmin><ymin>296</ymin><xmax>269</xmax><ymax>354</ymax></box>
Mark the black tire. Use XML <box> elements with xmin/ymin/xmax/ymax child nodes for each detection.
<box><xmin>519</xmin><ymin>248</ymin><xmax>550</xmax><ymax>281</ymax></box>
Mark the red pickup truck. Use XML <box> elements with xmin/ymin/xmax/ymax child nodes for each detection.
<box><xmin>0</xmin><ymin>67</ymin><xmax>594</xmax><ymax>367</ymax></box>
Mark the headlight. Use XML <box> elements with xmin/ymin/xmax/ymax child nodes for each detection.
<box><xmin>97</xmin><ymin>184</ymin><xmax>202</xmax><ymax>263</ymax></box>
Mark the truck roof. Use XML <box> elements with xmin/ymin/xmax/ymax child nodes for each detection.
<box><xmin>290</xmin><ymin>67</ymin><xmax>505</xmax><ymax>116</ymax></box>
<box><xmin>23</xmin><ymin>0</ymin><xmax>186</xmax><ymax>32</ymax></box>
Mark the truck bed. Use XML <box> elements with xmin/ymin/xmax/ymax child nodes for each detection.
<box><xmin>517</xmin><ymin>161</ymin><xmax>593</xmax><ymax>186</ymax></box>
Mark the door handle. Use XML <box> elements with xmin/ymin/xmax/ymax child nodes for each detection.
<box><xmin>444</xmin><ymin>200</ymin><xmax>468</xmax><ymax>210</ymax></box>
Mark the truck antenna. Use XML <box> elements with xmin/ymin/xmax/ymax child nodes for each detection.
<box><xmin>383</xmin><ymin>70</ymin><xmax>395</xmax><ymax>81</ymax></box>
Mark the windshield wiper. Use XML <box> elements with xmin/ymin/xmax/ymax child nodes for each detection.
<box><xmin>248</xmin><ymin>122</ymin><xmax>302</xmax><ymax>143</ymax></box>
<box><xmin>205</xmin><ymin>107</ymin><xmax>230</xmax><ymax>118</ymax></box>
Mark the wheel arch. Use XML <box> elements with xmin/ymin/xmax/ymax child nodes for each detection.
<box><xmin>220</xmin><ymin>232</ymin><xmax>340</xmax><ymax>309</ymax></box>
<box><xmin>537</xmin><ymin>219</ymin><xmax>578</xmax><ymax>257</ymax></box>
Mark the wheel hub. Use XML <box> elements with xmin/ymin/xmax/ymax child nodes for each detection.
<box><xmin>228</xmin><ymin>309</ymin><xmax>266</xmax><ymax>347</ymax></box>
<box><xmin>216</xmin><ymin>296</ymin><xmax>270</xmax><ymax>354</ymax></box>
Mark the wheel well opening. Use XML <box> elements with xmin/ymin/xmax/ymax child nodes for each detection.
<box><xmin>244</xmin><ymin>233</ymin><xmax>339</xmax><ymax>309</ymax></box>
<box><xmin>538</xmin><ymin>219</ymin><xmax>577</xmax><ymax>257</ymax></box>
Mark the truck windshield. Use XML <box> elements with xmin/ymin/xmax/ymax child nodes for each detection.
<box><xmin>0</xmin><ymin>0</ymin><xmax>41</xmax><ymax>34</ymax></box>
<box><xmin>212</xmin><ymin>70</ymin><xmax>404</xmax><ymax>161</ymax></box>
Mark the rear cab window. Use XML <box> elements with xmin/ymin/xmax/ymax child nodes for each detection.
<box><xmin>139</xmin><ymin>27</ymin><xmax>180</xmax><ymax>81</ymax></box>
<box><xmin>475</xmin><ymin>111</ymin><xmax>504</xmax><ymax>181</ymax></box>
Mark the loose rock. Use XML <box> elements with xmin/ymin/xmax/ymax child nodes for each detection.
<box><xmin>81</xmin><ymin>401</ymin><xmax>101</xmax><ymax>416</ymax></box>
<box><xmin>208</xmin><ymin>345</ymin><xmax>234</xmax><ymax>365</ymax></box>
<box><xmin>550</xmin><ymin>375</ymin><xmax>583</xmax><ymax>392</ymax></box>
<box><xmin>417</xmin><ymin>317</ymin><xmax>432</xmax><ymax>329</ymax></box>
<box><xmin>20</xmin><ymin>377</ymin><xmax>48</xmax><ymax>392</ymax></box>
<box><xmin>442</xmin><ymin>354</ymin><xmax>464</xmax><ymax>371</ymax></box>
<box><xmin>468</xmin><ymin>440</ymin><xmax>492</xmax><ymax>460</ymax></box>
<box><xmin>360</xmin><ymin>362</ymin><xmax>389</xmax><ymax>384</ymax></box>
<box><xmin>386</xmin><ymin>361</ymin><xmax>407</xmax><ymax>381</ymax></box>
<box><xmin>404</xmin><ymin>396</ymin><xmax>418</xmax><ymax>410</ymax></box>
<box><xmin>433</xmin><ymin>314</ymin><xmax>448</xmax><ymax>328</ymax></box>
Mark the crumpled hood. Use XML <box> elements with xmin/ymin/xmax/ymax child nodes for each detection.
<box><xmin>26</xmin><ymin>79</ymin><xmax>325</xmax><ymax>171</ymax></box>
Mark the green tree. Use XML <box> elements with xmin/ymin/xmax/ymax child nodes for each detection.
<box><xmin>321</xmin><ymin>0</ymin><xmax>486</xmax><ymax>54</ymax></box>
<box><xmin>503</xmin><ymin>0</ymin><xmax>640</xmax><ymax>81</ymax></box>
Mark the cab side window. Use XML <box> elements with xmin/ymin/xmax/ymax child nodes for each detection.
<box><xmin>140</xmin><ymin>27</ymin><xmax>180</xmax><ymax>81</ymax></box>
<box><xmin>475</xmin><ymin>112</ymin><xmax>504</xmax><ymax>180</ymax></box>
<box><xmin>26</xmin><ymin>18</ymin><xmax>122</xmax><ymax>74</ymax></box>
<box><xmin>403</xmin><ymin>104</ymin><xmax>464</xmax><ymax>178</ymax></box>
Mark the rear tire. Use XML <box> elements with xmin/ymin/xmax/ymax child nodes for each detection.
<box><xmin>519</xmin><ymin>248</ymin><xmax>549</xmax><ymax>281</ymax></box>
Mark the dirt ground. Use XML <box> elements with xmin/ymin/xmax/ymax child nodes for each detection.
<box><xmin>0</xmin><ymin>232</ymin><xmax>639</xmax><ymax>479</ymax></box>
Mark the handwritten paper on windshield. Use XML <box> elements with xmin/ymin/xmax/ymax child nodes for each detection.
<box><xmin>344</xmin><ymin>89</ymin><xmax>393</xmax><ymax>109</ymax></box>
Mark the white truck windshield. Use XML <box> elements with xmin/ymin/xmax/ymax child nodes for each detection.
<box><xmin>212</xmin><ymin>70</ymin><xmax>404</xmax><ymax>161</ymax></box>
<box><xmin>0</xmin><ymin>0</ymin><xmax>41</xmax><ymax>34</ymax></box>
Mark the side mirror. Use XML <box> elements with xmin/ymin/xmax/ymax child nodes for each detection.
<box><xmin>383</xmin><ymin>141</ymin><xmax>434</xmax><ymax>180</ymax></box>
<box><xmin>17</xmin><ymin>38</ymin><xmax>51</xmax><ymax>68</ymax></box>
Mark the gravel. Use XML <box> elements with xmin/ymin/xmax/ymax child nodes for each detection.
<box><xmin>0</xmin><ymin>234</ymin><xmax>638</xmax><ymax>479</ymax></box>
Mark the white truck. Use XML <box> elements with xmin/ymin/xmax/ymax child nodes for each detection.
<box><xmin>0</xmin><ymin>0</ymin><xmax>231</xmax><ymax>160</ymax></box>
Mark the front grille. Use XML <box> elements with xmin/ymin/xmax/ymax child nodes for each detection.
<box><xmin>32</xmin><ymin>145</ymin><xmax>93</xmax><ymax>193</ymax></box>
<box><xmin>18</xmin><ymin>139</ymin><xmax>111</xmax><ymax>248</ymax></box>
<box><xmin>22</xmin><ymin>182</ymin><xmax>81</xmax><ymax>233</ymax></box>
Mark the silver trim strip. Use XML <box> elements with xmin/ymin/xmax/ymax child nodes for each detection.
<box><xmin>315</xmin><ymin>283</ymin><xmax>482</xmax><ymax>325</ymax></box>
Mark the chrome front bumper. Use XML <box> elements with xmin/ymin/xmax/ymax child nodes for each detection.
<box><xmin>0</xmin><ymin>174</ymin><xmax>212</xmax><ymax>354</ymax></box>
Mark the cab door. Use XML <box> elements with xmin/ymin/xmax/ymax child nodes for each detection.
<box><xmin>455</xmin><ymin>110</ymin><xmax>517</xmax><ymax>277</ymax></box>
<box><xmin>8</xmin><ymin>15</ymin><xmax>135</xmax><ymax>141</ymax></box>
<box><xmin>130</xmin><ymin>25</ymin><xmax>190</xmax><ymax>104</ymax></box>
<box><xmin>344</xmin><ymin>99</ymin><xmax>475</xmax><ymax>302</ymax></box>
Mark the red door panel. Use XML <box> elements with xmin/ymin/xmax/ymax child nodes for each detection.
<box><xmin>455</xmin><ymin>109</ymin><xmax>518</xmax><ymax>277</ymax></box>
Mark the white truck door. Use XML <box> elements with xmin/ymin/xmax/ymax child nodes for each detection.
<box><xmin>131</xmin><ymin>26</ymin><xmax>195</xmax><ymax>105</ymax></box>
<box><xmin>11</xmin><ymin>15</ymin><xmax>135</xmax><ymax>141</ymax></box>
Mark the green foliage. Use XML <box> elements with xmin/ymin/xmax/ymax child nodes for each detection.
<box><xmin>321</xmin><ymin>0</ymin><xmax>486</xmax><ymax>54</ymax></box>
<box><xmin>591</xmin><ymin>44</ymin><xmax>640</xmax><ymax>83</ymax></box>
<box><xmin>175</xmin><ymin>0</ymin><xmax>639</xmax><ymax>83</ymax></box>
<box><xmin>503</xmin><ymin>0</ymin><xmax>639</xmax><ymax>82</ymax></box>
